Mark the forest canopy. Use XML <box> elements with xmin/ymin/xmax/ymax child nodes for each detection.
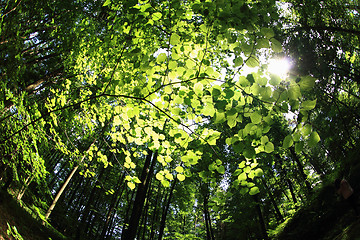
<box><xmin>0</xmin><ymin>0</ymin><xmax>359</xmax><ymax>239</ymax></box>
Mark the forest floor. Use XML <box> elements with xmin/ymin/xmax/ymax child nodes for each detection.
<box><xmin>0</xmin><ymin>191</ymin><xmax>66</xmax><ymax>240</ymax></box>
<box><xmin>330</xmin><ymin>215</ymin><xmax>360</xmax><ymax>240</ymax></box>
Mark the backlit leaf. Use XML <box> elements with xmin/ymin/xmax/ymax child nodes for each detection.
<box><xmin>265</xmin><ymin>142</ymin><xmax>274</xmax><ymax>153</ymax></box>
<box><xmin>249</xmin><ymin>186</ymin><xmax>260</xmax><ymax>195</ymax></box>
<box><xmin>217</xmin><ymin>165</ymin><xmax>225</xmax><ymax>174</ymax></box>
<box><xmin>127</xmin><ymin>182</ymin><xmax>136</xmax><ymax>190</ymax></box>
<box><xmin>157</xmin><ymin>53</ymin><xmax>167</xmax><ymax>63</ymax></box>
<box><xmin>175</xmin><ymin>166</ymin><xmax>184</xmax><ymax>173</ymax></box>
<box><xmin>299</xmin><ymin>76</ymin><xmax>316</xmax><ymax>91</ymax></box>
<box><xmin>238</xmin><ymin>172</ymin><xmax>247</xmax><ymax>181</ymax></box>
<box><xmin>103</xmin><ymin>0</ymin><xmax>111</xmax><ymax>6</ymax></box>
<box><xmin>177</xmin><ymin>174</ymin><xmax>186</xmax><ymax>181</ymax></box>
<box><xmin>308</xmin><ymin>131</ymin><xmax>320</xmax><ymax>147</ymax></box>
<box><xmin>246</xmin><ymin>56</ymin><xmax>259</xmax><ymax>68</ymax></box>
<box><xmin>302</xmin><ymin>99</ymin><xmax>317</xmax><ymax>110</ymax></box>
<box><xmin>156</xmin><ymin>172</ymin><xmax>164</xmax><ymax>181</ymax></box>
<box><xmin>283</xmin><ymin>135</ymin><xmax>293</xmax><ymax>148</ymax></box>
<box><xmin>152</xmin><ymin>12</ymin><xmax>162</xmax><ymax>21</ymax></box>
<box><xmin>170</xmin><ymin>33</ymin><xmax>180</xmax><ymax>45</ymax></box>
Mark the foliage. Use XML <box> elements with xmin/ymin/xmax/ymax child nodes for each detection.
<box><xmin>6</xmin><ymin>223</ymin><xmax>24</xmax><ymax>240</ymax></box>
<box><xmin>0</xmin><ymin>0</ymin><xmax>359</xmax><ymax>239</ymax></box>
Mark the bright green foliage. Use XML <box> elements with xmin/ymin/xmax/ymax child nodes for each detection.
<box><xmin>5</xmin><ymin>0</ymin><xmax>355</xmax><ymax>239</ymax></box>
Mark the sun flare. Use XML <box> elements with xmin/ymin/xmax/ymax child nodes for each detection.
<box><xmin>268</xmin><ymin>58</ymin><xmax>292</xmax><ymax>78</ymax></box>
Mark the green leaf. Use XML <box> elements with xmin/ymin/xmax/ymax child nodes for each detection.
<box><xmin>186</xmin><ymin>59</ymin><xmax>196</xmax><ymax>68</ymax></box>
<box><xmin>269</xmin><ymin>74</ymin><xmax>281</xmax><ymax>86</ymax></box>
<box><xmin>127</xmin><ymin>182</ymin><xmax>136</xmax><ymax>190</ymax></box>
<box><xmin>288</xmin><ymin>84</ymin><xmax>301</xmax><ymax>100</ymax></box>
<box><xmin>165</xmin><ymin>173</ymin><xmax>174</xmax><ymax>180</ymax></box>
<box><xmin>133</xmin><ymin>177</ymin><xmax>141</xmax><ymax>184</ymax></box>
<box><xmin>233</xmin><ymin>141</ymin><xmax>244</xmax><ymax>153</ymax></box>
<box><xmin>283</xmin><ymin>135</ymin><xmax>293</xmax><ymax>148</ymax></box>
<box><xmin>157</xmin><ymin>53</ymin><xmax>167</xmax><ymax>63</ymax></box>
<box><xmin>261</xmin><ymin>28</ymin><xmax>275</xmax><ymax>38</ymax></box>
<box><xmin>302</xmin><ymin>99</ymin><xmax>316</xmax><ymax>110</ymax></box>
<box><xmin>250</xmin><ymin>112</ymin><xmax>262</xmax><ymax>124</ymax></box>
<box><xmin>256</xmin><ymin>39</ymin><xmax>270</xmax><ymax>49</ymax></box>
<box><xmin>161</xmin><ymin>180</ymin><xmax>170</xmax><ymax>187</ymax></box>
<box><xmin>239</xmin><ymin>161</ymin><xmax>246</xmax><ymax>168</ymax></box>
<box><xmin>103</xmin><ymin>0</ymin><xmax>111</xmax><ymax>6</ymax></box>
<box><xmin>152</xmin><ymin>12</ymin><xmax>162</xmax><ymax>21</ymax></box>
<box><xmin>238</xmin><ymin>172</ymin><xmax>247</xmax><ymax>181</ymax></box>
<box><xmin>217</xmin><ymin>165</ymin><xmax>225</xmax><ymax>174</ymax></box>
<box><xmin>234</xmin><ymin>57</ymin><xmax>243</xmax><ymax>67</ymax></box>
<box><xmin>227</xmin><ymin>117</ymin><xmax>237</xmax><ymax>128</ymax></box>
<box><xmin>168</xmin><ymin>61</ymin><xmax>178</xmax><ymax>69</ymax></box>
<box><xmin>214</xmin><ymin>112</ymin><xmax>226</xmax><ymax>124</ymax></box>
<box><xmin>177</xmin><ymin>174</ymin><xmax>186</xmax><ymax>181</ymax></box>
<box><xmin>308</xmin><ymin>131</ymin><xmax>320</xmax><ymax>147</ymax></box>
<box><xmin>264</xmin><ymin>142</ymin><xmax>274</xmax><ymax>153</ymax></box>
<box><xmin>202</xmin><ymin>104</ymin><xmax>215</xmax><ymax>117</ymax></box>
<box><xmin>240</xmin><ymin>188</ymin><xmax>249</xmax><ymax>195</ymax></box>
<box><xmin>301</xmin><ymin>124</ymin><xmax>312</xmax><ymax>136</ymax></box>
<box><xmin>209</xmin><ymin>163</ymin><xmax>217</xmax><ymax>171</ymax></box>
<box><xmin>156</xmin><ymin>172</ymin><xmax>164</xmax><ymax>181</ymax></box>
<box><xmin>194</xmin><ymin>82</ymin><xmax>203</xmax><ymax>95</ymax></box>
<box><xmin>170</xmin><ymin>33</ymin><xmax>181</xmax><ymax>45</ymax></box>
<box><xmin>246</xmin><ymin>56</ymin><xmax>259</xmax><ymax>68</ymax></box>
<box><xmin>175</xmin><ymin>166</ymin><xmax>184</xmax><ymax>173</ymax></box>
<box><xmin>243</xmin><ymin>147</ymin><xmax>255</xmax><ymax>159</ymax></box>
<box><xmin>254</xmin><ymin>168</ymin><xmax>264</xmax><ymax>177</ymax></box>
<box><xmin>249</xmin><ymin>186</ymin><xmax>260</xmax><ymax>195</ymax></box>
<box><xmin>298</xmin><ymin>76</ymin><xmax>316</xmax><ymax>91</ymax></box>
<box><xmin>270</xmin><ymin>38</ymin><xmax>282</xmax><ymax>52</ymax></box>
<box><xmin>205</xmin><ymin>66</ymin><xmax>214</xmax><ymax>75</ymax></box>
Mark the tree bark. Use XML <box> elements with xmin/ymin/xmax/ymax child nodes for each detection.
<box><xmin>149</xmin><ymin>183</ymin><xmax>162</xmax><ymax>240</ymax></box>
<box><xmin>261</xmin><ymin>178</ymin><xmax>284</xmax><ymax>222</ymax></box>
<box><xmin>121</xmin><ymin>150</ymin><xmax>158</xmax><ymax>240</ymax></box>
<box><xmin>287</xmin><ymin>179</ymin><xmax>298</xmax><ymax>204</ymax></box>
<box><xmin>253</xmin><ymin>194</ymin><xmax>269</xmax><ymax>240</ymax></box>
<box><xmin>100</xmin><ymin>171</ymin><xmax>125</xmax><ymax>239</ymax></box>
<box><xmin>158</xmin><ymin>178</ymin><xmax>177</xmax><ymax>240</ymax></box>
<box><xmin>290</xmin><ymin>147</ymin><xmax>312</xmax><ymax>192</ymax></box>
<box><xmin>76</xmin><ymin>166</ymin><xmax>106</xmax><ymax>239</ymax></box>
<box><xmin>43</xmin><ymin>138</ymin><xmax>96</xmax><ymax>223</ymax></box>
<box><xmin>17</xmin><ymin>174</ymin><xmax>34</xmax><ymax>200</ymax></box>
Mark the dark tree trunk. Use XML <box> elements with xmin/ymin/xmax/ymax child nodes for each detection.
<box><xmin>204</xmin><ymin>196</ymin><xmax>215</xmax><ymax>240</ymax></box>
<box><xmin>158</xmin><ymin>178</ymin><xmax>177</xmax><ymax>240</ymax></box>
<box><xmin>290</xmin><ymin>147</ymin><xmax>312</xmax><ymax>192</ymax></box>
<box><xmin>287</xmin><ymin>179</ymin><xmax>298</xmax><ymax>204</ymax></box>
<box><xmin>121</xmin><ymin>150</ymin><xmax>158</xmax><ymax>240</ymax></box>
<box><xmin>149</xmin><ymin>182</ymin><xmax>162</xmax><ymax>240</ymax></box>
<box><xmin>261</xmin><ymin>178</ymin><xmax>284</xmax><ymax>222</ymax></box>
<box><xmin>76</xmin><ymin>167</ymin><xmax>106</xmax><ymax>239</ymax></box>
<box><xmin>253</xmin><ymin>195</ymin><xmax>269</xmax><ymax>240</ymax></box>
<box><xmin>100</xmin><ymin>172</ymin><xmax>125</xmax><ymax>239</ymax></box>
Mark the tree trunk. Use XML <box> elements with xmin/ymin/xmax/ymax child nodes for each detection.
<box><xmin>203</xmin><ymin>196</ymin><xmax>215</xmax><ymax>240</ymax></box>
<box><xmin>17</xmin><ymin>174</ymin><xmax>34</xmax><ymax>200</ymax></box>
<box><xmin>43</xmin><ymin>139</ymin><xmax>96</xmax><ymax>223</ymax></box>
<box><xmin>121</xmin><ymin>150</ymin><xmax>158</xmax><ymax>240</ymax></box>
<box><xmin>158</xmin><ymin>178</ymin><xmax>177</xmax><ymax>240</ymax></box>
<box><xmin>149</xmin><ymin>182</ymin><xmax>162</xmax><ymax>240</ymax></box>
<box><xmin>261</xmin><ymin>178</ymin><xmax>284</xmax><ymax>222</ymax></box>
<box><xmin>290</xmin><ymin>147</ymin><xmax>312</xmax><ymax>192</ymax></box>
<box><xmin>100</xmin><ymin>172</ymin><xmax>125</xmax><ymax>239</ymax></box>
<box><xmin>76</xmin><ymin>166</ymin><xmax>106</xmax><ymax>239</ymax></box>
<box><xmin>253</xmin><ymin>194</ymin><xmax>269</xmax><ymax>240</ymax></box>
<box><xmin>286</xmin><ymin>179</ymin><xmax>298</xmax><ymax>204</ymax></box>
